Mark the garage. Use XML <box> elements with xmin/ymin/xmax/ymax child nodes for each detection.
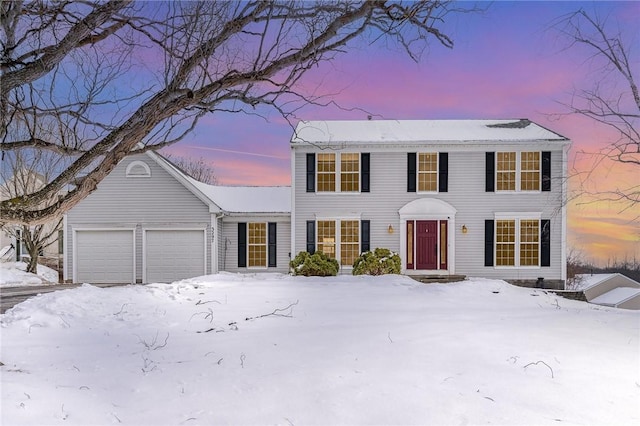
<box><xmin>144</xmin><ymin>229</ymin><xmax>206</xmax><ymax>283</ymax></box>
<box><xmin>75</xmin><ymin>229</ymin><xmax>135</xmax><ymax>284</ymax></box>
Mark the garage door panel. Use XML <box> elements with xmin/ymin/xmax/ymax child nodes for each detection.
<box><xmin>76</xmin><ymin>230</ymin><xmax>134</xmax><ymax>284</ymax></box>
<box><xmin>145</xmin><ymin>230</ymin><xmax>205</xmax><ymax>283</ymax></box>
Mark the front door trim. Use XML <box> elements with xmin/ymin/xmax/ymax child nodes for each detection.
<box><xmin>399</xmin><ymin>198</ymin><xmax>456</xmax><ymax>275</ymax></box>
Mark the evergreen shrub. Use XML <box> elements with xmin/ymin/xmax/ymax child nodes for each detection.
<box><xmin>352</xmin><ymin>248</ymin><xmax>401</xmax><ymax>276</ymax></box>
<box><xmin>290</xmin><ymin>251</ymin><xmax>339</xmax><ymax>276</ymax></box>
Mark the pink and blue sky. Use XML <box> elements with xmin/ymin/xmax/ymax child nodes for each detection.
<box><xmin>164</xmin><ymin>1</ymin><xmax>639</xmax><ymax>266</ymax></box>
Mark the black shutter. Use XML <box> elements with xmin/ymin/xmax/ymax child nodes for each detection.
<box><xmin>361</xmin><ymin>153</ymin><xmax>370</xmax><ymax>193</ymax></box>
<box><xmin>541</xmin><ymin>151</ymin><xmax>551</xmax><ymax>192</ymax></box>
<box><xmin>541</xmin><ymin>219</ymin><xmax>551</xmax><ymax>267</ymax></box>
<box><xmin>306</xmin><ymin>153</ymin><xmax>315</xmax><ymax>192</ymax></box>
<box><xmin>361</xmin><ymin>220</ymin><xmax>370</xmax><ymax>253</ymax></box>
<box><xmin>485</xmin><ymin>152</ymin><xmax>495</xmax><ymax>192</ymax></box>
<box><xmin>484</xmin><ymin>220</ymin><xmax>494</xmax><ymax>267</ymax></box>
<box><xmin>407</xmin><ymin>153</ymin><xmax>416</xmax><ymax>192</ymax></box>
<box><xmin>439</xmin><ymin>152</ymin><xmax>448</xmax><ymax>193</ymax></box>
<box><xmin>238</xmin><ymin>223</ymin><xmax>247</xmax><ymax>268</ymax></box>
<box><xmin>268</xmin><ymin>222</ymin><xmax>277</xmax><ymax>267</ymax></box>
<box><xmin>306</xmin><ymin>220</ymin><xmax>315</xmax><ymax>254</ymax></box>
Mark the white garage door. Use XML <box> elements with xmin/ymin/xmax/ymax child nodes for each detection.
<box><xmin>145</xmin><ymin>229</ymin><xmax>206</xmax><ymax>283</ymax></box>
<box><xmin>75</xmin><ymin>230</ymin><xmax>134</xmax><ymax>284</ymax></box>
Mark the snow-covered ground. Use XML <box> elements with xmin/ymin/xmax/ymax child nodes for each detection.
<box><xmin>0</xmin><ymin>261</ymin><xmax>59</xmax><ymax>287</ymax></box>
<box><xmin>1</xmin><ymin>273</ymin><xmax>638</xmax><ymax>425</ymax></box>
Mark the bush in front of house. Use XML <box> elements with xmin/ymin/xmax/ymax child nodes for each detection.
<box><xmin>290</xmin><ymin>251</ymin><xmax>339</xmax><ymax>277</ymax></box>
<box><xmin>352</xmin><ymin>248</ymin><xmax>401</xmax><ymax>276</ymax></box>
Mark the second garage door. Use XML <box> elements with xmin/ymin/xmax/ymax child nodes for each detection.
<box><xmin>144</xmin><ymin>229</ymin><xmax>206</xmax><ymax>283</ymax></box>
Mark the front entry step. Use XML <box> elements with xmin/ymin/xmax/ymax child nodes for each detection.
<box><xmin>409</xmin><ymin>275</ymin><xmax>466</xmax><ymax>284</ymax></box>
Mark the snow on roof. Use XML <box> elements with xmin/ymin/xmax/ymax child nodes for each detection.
<box><xmin>574</xmin><ymin>273</ymin><xmax>618</xmax><ymax>290</ymax></box>
<box><xmin>291</xmin><ymin>119</ymin><xmax>569</xmax><ymax>145</ymax></box>
<box><xmin>188</xmin><ymin>178</ymin><xmax>290</xmax><ymax>213</ymax></box>
<box><xmin>574</xmin><ymin>273</ymin><xmax>640</xmax><ymax>291</ymax></box>
<box><xmin>590</xmin><ymin>287</ymin><xmax>640</xmax><ymax>307</ymax></box>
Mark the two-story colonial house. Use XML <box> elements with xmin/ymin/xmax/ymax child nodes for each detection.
<box><xmin>290</xmin><ymin>119</ymin><xmax>570</xmax><ymax>289</ymax></box>
<box><xmin>64</xmin><ymin>118</ymin><xmax>570</xmax><ymax>289</ymax></box>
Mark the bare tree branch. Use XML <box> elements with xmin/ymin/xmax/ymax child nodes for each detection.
<box><xmin>1</xmin><ymin>0</ymin><xmax>474</xmax><ymax>225</ymax></box>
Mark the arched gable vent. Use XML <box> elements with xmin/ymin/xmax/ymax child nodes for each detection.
<box><xmin>125</xmin><ymin>160</ymin><xmax>151</xmax><ymax>178</ymax></box>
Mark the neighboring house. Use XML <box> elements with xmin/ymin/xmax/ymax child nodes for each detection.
<box><xmin>290</xmin><ymin>119</ymin><xmax>570</xmax><ymax>289</ymax></box>
<box><xmin>0</xmin><ymin>169</ymin><xmax>61</xmax><ymax>264</ymax></box>
<box><xmin>575</xmin><ymin>273</ymin><xmax>640</xmax><ymax>310</ymax></box>
<box><xmin>63</xmin><ymin>152</ymin><xmax>290</xmax><ymax>284</ymax></box>
<box><xmin>65</xmin><ymin>118</ymin><xmax>571</xmax><ymax>288</ymax></box>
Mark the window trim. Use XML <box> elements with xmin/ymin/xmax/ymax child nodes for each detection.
<box><xmin>493</xmin><ymin>213</ymin><xmax>542</xmax><ymax>269</ymax></box>
<box><xmin>417</xmin><ymin>152</ymin><xmax>439</xmax><ymax>193</ymax></box>
<box><xmin>315</xmin><ymin>152</ymin><xmax>362</xmax><ymax>194</ymax></box>
<box><xmin>247</xmin><ymin>222</ymin><xmax>268</xmax><ymax>269</ymax></box>
<box><xmin>125</xmin><ymin>160</ymin><xmax>151</xmax><ymax>178</ymax></box>
<box><xmin>314</xmin><ymin>216</ymin><xmax>363</xmax><ymax>268</ymax></box>
<box><xmin>495</xmin><ymin>151</ymin><xmax>542</xmax><ymax>193</ymax></box>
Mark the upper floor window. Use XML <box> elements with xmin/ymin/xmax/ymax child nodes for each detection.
<box><xmin>520</xmin><ymin>152</ymin><xmax>540</xmax><ymax>191</ymax></box>
<box><xmin>308</xmin><ymin>152</ymin><xmax>368</xmax><ymax>193</ymax></box>
<box><xmin>408</xmin><ymin>152</ymin><xmax>448</xmax><ymax>193</ymax></box>
<box><xmin>340</xmin><ymin>153</ymin><xmax>360</xmax><ymax>192</ymax></box>
<box><xmin>496</xmin><ymin>152</ymin><xmax>516</xmax><ymax>191</ymax></box>
<box><xmin>418</xmin><ymin>153</ymin><xmax>438</xmax><ymax>192</ymax></box>
<box><xmin>317</xmin><ymin>153</ymin><xmax>336</xmax><ymax>192</ymax></box>
<box><xmin>125</xmin><ymin>160</ymin><xmax>151</xmax><ymax>178</ymax></box>
<box><xmin>317</xmin><ymin>153</ymin><xmax>360</xmax><ymax>192</ymax></box>
<box><xmin>488</xmin><ymin>151</ymin><xmax>545</xmax><ymax>192</ymax></box>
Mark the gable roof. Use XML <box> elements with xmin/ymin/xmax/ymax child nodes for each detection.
<box><xmin>575</xmin><ymin>273</ymin><xmax>640</xmax><ymax>291</ymax></box>
<box><xmin>146</xmin><ymin>150</ymin><xmax>290</xmax><ymax>215</ymax></box>
<box><xmin>291</xmin><ymin>119</ymin><xmax>570</xmax><ymax>145</ymax></box>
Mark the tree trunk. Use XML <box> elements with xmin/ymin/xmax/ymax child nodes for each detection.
<box><xmin>25</xmin><ymin>244</ymin><xmax>39</xmax><ymax>275</ymax></box>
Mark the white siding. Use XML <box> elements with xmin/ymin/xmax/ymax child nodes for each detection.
<box><xmin>293</xmin><ymin>144</ymin><xmax>567</xmax><ymax>282</ymax></box>
<box><xmin>66</xmin><ymin>154</ymin><xmax>212</xmax><ymax>283</ymax></box>
<box><xmin>221</xmin><ymin>216</ymin><xmax>291</xmax><ymax>273</ymax></box>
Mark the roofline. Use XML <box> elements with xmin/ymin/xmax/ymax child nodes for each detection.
<box><xmin>144</xmin><ymin>150</ymin><xmax>223</xmax><ymax>213</ymax></box>
<box><xmin>291</xmin><ymin>118</ymin><xmax>570</xmax><ymax>144</ymax></box>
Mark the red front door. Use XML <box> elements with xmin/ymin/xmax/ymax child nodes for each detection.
<box><xmin>416</xmin><ymin>220</ymin><xmax>438</xmax><ymax>270</ymax></box>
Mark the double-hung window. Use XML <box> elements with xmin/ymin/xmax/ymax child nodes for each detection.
<box><xmin>248</xmin><ymin>223</ymin><xmax>267</xmax><ymax>267</ymax></box>
<box><xmin>314</xmin><ymin>219</ymin><xmax>361</xmax><ymax>267</ymax></box>
<box><xmin>491</xmin><ymin>216</ymin><xmax>543</xmax><ymax>267</ymax></box>
<box><xmin>308</xmin><ymin>152</ymin><xmax>368</xmax><ymax>193</ymax></box>
<box><xmin>317</xmin><ymin>153</ymin><xmax>336</xmax><ymax>192</ymax></box>
<box><xmin>490</xmin><ymin>151</ymin><xmax>545</xmax><ymax>192</ymax></box>
<box><xmin>418</xmin><ymin>153</ymin><xmax>438</xmax><ymax>192</ymax></box>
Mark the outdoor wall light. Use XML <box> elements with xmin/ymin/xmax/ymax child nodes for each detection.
<box><xmin>388</xmin><ymin>225</ymin><xmax>394</xmax><ymax>234</ymax></box>
<box><xmin>462</xmin><ymin>225</ymin><xmax>468</xmax><ymax>234</ymax></box>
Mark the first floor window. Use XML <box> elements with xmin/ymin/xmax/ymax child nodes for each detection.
<box><xmin>495</xmin><ymin>218</ymin><xmax>540</xmax><ymax>267</ymax></box>
<box><xmin>496</xmin><ymin>220</ymin><xmax>516</xmax><ymax>266</ymax></box>
<box><xmin>248</xmin><ymin>223</ymin><xmax>267</xmax><ymax>267</ymax></box>
<box><xmin>317</xmin><ymin>220</ymin><xmax>336</xmax><ymax>258</ymax></box>
<box><xmin>519</xmin><ymin>220</ymin><xmax>540</xmax><ymax>266</ymax></box>
<box><xmin>340</xmin><ymin>220</ymin><xmax>359</xmax><ymax>266</ymax></box>
<box><xmin>314</xmin><ymin>219</ymin><xmax>361</xmax><ymax>267</ymax></box>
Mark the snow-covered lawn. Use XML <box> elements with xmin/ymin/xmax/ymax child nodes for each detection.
<box><xmin>1</xmin><ymin>273</ymin><xmax>638</xmax><ymax>425</ymax></box>
<box><xmin>0</xmin><ymin>261</ymin><xmax>59</xmax><ymax>287</ymax></box>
